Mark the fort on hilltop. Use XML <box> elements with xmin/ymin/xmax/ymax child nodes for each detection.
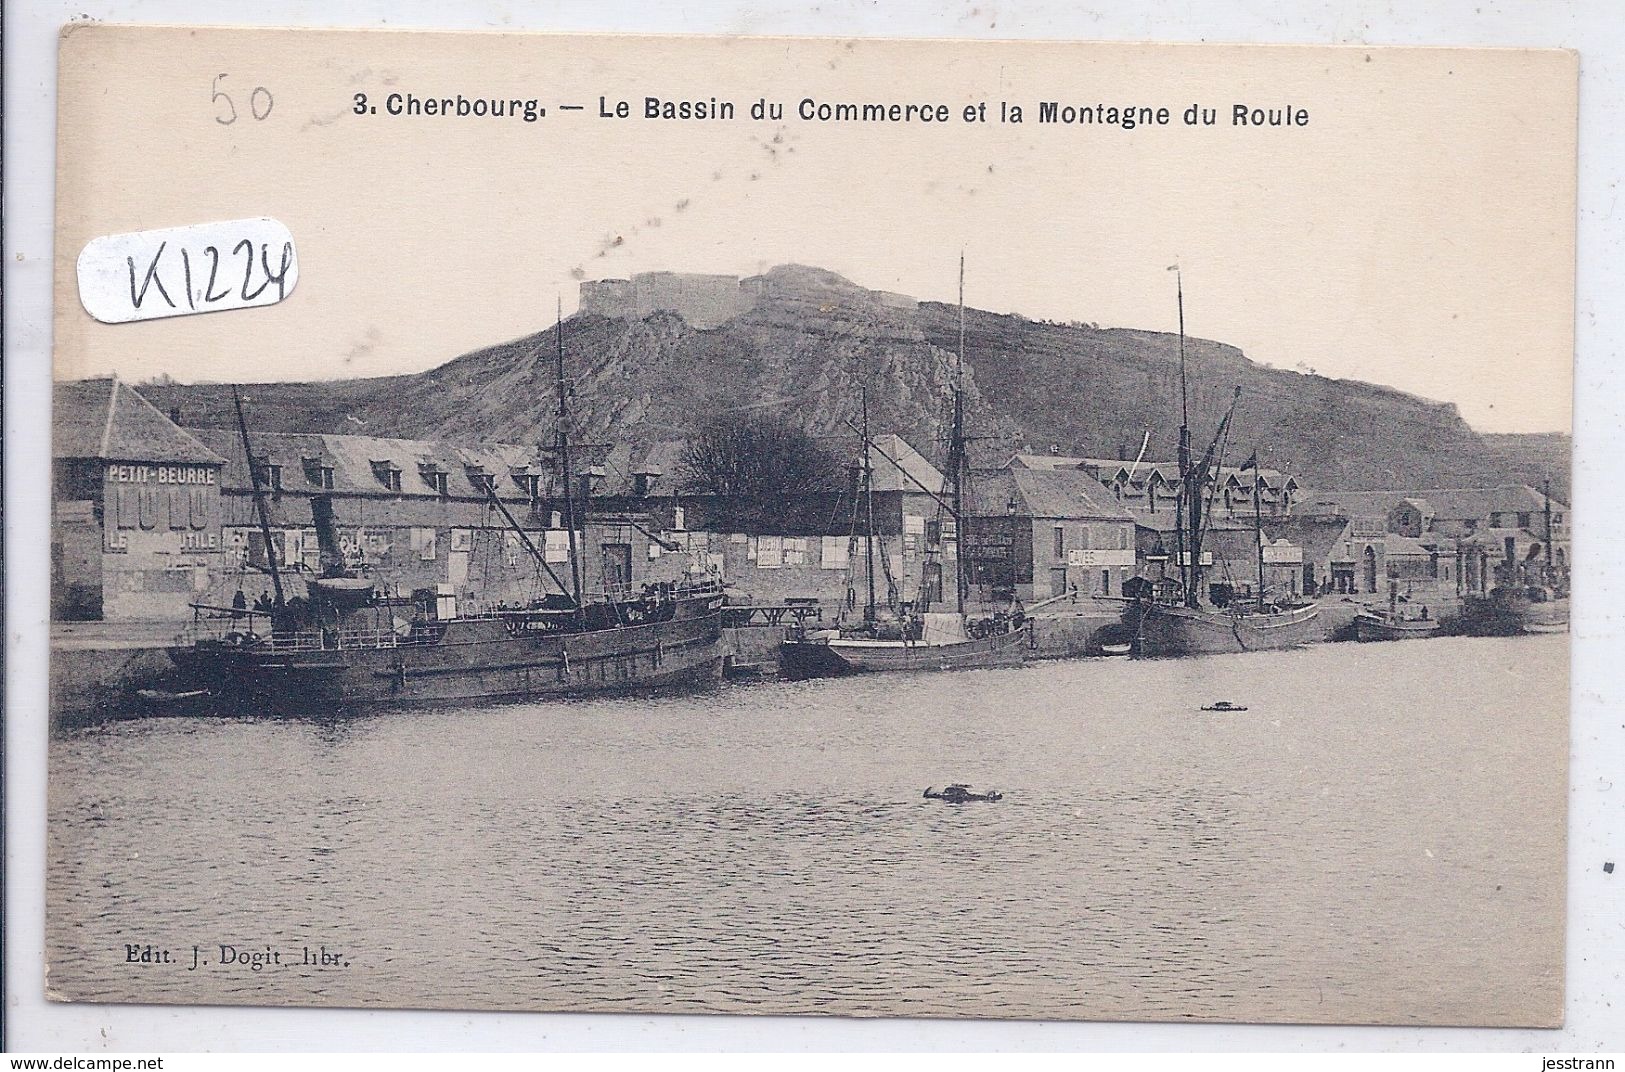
<box><xmin>580</xmin><ymin>266</ymin><xmax>918</xmax><ymax>329</ymax></box>
<box><xmin>580</xmin><ymin>272</ymin><xmax>763</xmax><ymax>329</ymax></box>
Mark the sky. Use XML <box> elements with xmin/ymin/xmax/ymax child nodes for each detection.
<box><xmin>54</xmin><ymin>28</ymin><xmax>1577</xmax><ymax>433</ymax></box>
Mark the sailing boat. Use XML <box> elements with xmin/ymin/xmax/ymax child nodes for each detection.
<box><xmin>167</xmin><ymin>312</ymin><xmax>724</xmax><ymax>711</ymax></box>
<box><xmin>1122</xmin><ymin>269</ymin><xmax>1320</xmax><ymax>656</ymax></box>
<box><xmin>778</xmin><ymin>256</ymin><xmax>1030</xmax><ymax>678</ymax></box>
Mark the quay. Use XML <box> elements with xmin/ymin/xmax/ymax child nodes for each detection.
<box><xmin>52</xmin><ymin>620</ymin><xmax>184</xmax><ymax>725</ymax></box>
<box><xmin>46</xmin><ymin>586</ymin><xmax>1502</xmax><ymax>725</ymax></box>
<box><xmin>49</xmin><ymin>375</ymin><xmax>1568</xmax><ymax>721</ymax></box>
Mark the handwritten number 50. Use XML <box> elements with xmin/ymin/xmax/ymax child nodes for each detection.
<box><xmin>213</xmin><ymin>74</ymin><xmax>274</xmax><ymax>125</ymax></box>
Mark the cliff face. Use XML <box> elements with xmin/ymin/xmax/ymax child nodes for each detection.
<box><xmin>921</xmin><ymin>304</ymin><xmax>1508</xmax><ymax>492</ymax></box>
<box><xmin>137</xmin><ymin>264</ymin><xmax>1568</xmax><ymax>496</ymax></box>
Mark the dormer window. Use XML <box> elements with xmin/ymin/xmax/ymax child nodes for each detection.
<box><xmin>466</xmin><ymin>465</ymin><xmax>495</xmax><ymax>494</ymax></box>
<box><xmin>512</xmin><ymin>471</ymin><xmax>541</xmax><ymax>499</ymax></box>
<box><xmin>418</xmin><ymin>465</ymin><xmax>449</xmax><ymax>496</ymax></box>
<box><xmin>250</xmin><ymin>455</ymin><xmax>282</xmax><ymax>491</ymax></box>
<box><xmin>301</xmin><ymin>456</ymin><xmax>334</xmax><ymax>489</ymax></box>
<box><xmin>371</xmin><ymin>460</ymin><xmax>402</xmax><ymax>492</ymax></box>
<box><xmin>632</xmin><ymin>465</ymin><xmax>663</xmax><ymax>497</ymax></box>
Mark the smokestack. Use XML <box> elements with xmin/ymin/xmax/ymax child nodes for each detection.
<box><xmin>310</xmin><ymin>494</ymin><xmax>346</xmax><ymax>579</ymax></box>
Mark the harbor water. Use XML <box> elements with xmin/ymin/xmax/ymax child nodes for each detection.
<box><xmin>47</xmin><ymin>635</ymin><xmax>1567</xmax><ymax>1025</ymax></box>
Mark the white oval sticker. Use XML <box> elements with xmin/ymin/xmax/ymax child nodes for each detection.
<box><xmin>76</xmin><ymin>217</ymin><xmax>299</xmax><ymax>324</ymax></box>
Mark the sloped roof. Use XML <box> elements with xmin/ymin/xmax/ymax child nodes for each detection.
<box><xmin>1009</xmin><ymin>453</ymin><xmax>1092</xmax><ymax>472</ymax></box>
<box><xmin>1461</xmin><ymin>526</ymin><xmax>1558</xmax><ymax>550</ymax></box>
<box><xmin>968</xmin><ymin>468</ymin><xmax>1132</xmax><ymax>521</ymax></box>
<box><xmin>966</xmin><ymin>469</ymin><xmax>1018</xmax><ymax>517</ymax></box>
<box><xmin>1296</xmin><ymin>491</ymin><xmax>1402</xmax><ymax>518</ymax></box>
<box><xmin>55</xmin><ymin>378</ymin><xmax>225</xmax><ymax>465</ymax></box>
<box><xmin>1265</xmin><ymin>516</ymin><xmax>1355</xmax><ymax>565</ymax></box>
<box><xmin>1129</xmin><ymin>513</ymin><xmax>1258</xmax><ymax>536</ymax></box>
<box><xmin>1076</xmin><ymin>458</ymin><xmax>1174</xmax><ymax>485</ymax></box>
<box><xmin>191</xmin><ymin>428</ymin><xmax>546</xmax><ymax>499</ymax></box>
<box><xmin>597</xmin><ymin>439</ymin><xmax>686</xmax><ymax>496</ymax></box>
<box><xmin>864</xmin><ymin>434</ymin><xmax>947</xmax><ymax>494</ymax></box>
<box><xmin>1399</xmin><ymin>497</ymin><xmax>1435</xmax><ymax>519</ymax></box>
<box><xmin>1379</xmin><ymin>533</ymin><xmax>1432</xmax><ymax>557</ymax></box>
<box><xmin>1408</xmin><ymin>485</ymin><xmax>1565</xmax><ymax>517</ymax></box>
<box><xmin>1071</xmin><ymin>458</ymin><xmax>1292</xmax><ymax>500</ymax></box>
<box><xmin>1304</xmin><ymin>485</ymin><xmax>1565</xmax><ymax>520</ymax></box>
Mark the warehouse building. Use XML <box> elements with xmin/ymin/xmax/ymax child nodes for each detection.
<box><xmin>52</xmin><ymin>378</ymin><xmax>227</xmax><ymax>621</ymax></box>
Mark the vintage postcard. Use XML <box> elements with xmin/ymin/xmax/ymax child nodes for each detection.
<box><xmin>48</xmin><ymin>26</ymin><xmax>1575</xmax><ymax>1025</ymax></box>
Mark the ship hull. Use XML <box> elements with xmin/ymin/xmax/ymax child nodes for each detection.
<box><xmin>168</xmin><ymin>609</ymin><xmax>723</xmax><ymax>712</ymax></box>
<box><xmin>1354</xmin><ymin>612</ymin><xmax>1441</xmax><ymax>642</ymax></box>
<box><xmin>1458</xmin><ymin>589</ymin><xmax>1570</xmax><ymax>636</ymax></box>
<box><xmin>1125</xmin><ymin>602</ymin><xmax>1321</xmax><ymax>657</ymax></box>
<box><xmin>1521</xmin><ymin>619</ymin><xmax>1569</xmax><ymax>635</ymax></box>
<box><xmin>778</xmin><ymin>624</ymin><xmax>1029</xmax><ymax>680</ymax></box>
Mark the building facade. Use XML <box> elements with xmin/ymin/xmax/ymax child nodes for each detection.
<box><xmin>966</xmin><ymin>467</ymin><xmax>1137</xmax><ymax>601</ymax></box>
<box><xmin>53</xmin><ymin>379</ymin><xmax>227</xmax><ymax>621</ymax></box>
<box><xmin>1018</xmin><ymin>454</ymin><xmax>1301</xmax><ymax>520</ymax></box>
<box><xmin>1300</xmin><ymin>485</ymin><xmax>1570</xmax><ymax>598</ymax></box>
<box><xmin>51</xmin><ymin>379</ymin><xmax>964</xmax><ymax>624</ymax></box>
<box><xmin>667</xmin><ymin>434</ymin><xmax>962</xmax><ymax>613</ymax></box>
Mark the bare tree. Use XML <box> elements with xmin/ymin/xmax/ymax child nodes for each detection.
<box><xmin>678</xmin><ymin>415</ymin><xmax>841</xmax><ymax>528</ymax></box>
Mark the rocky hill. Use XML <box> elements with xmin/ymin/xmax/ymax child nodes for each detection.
<box><xmin>1479</xmin><ymin>433</ymin><xmax>1573</xmax><ymax>504</ymax></box>
<box><xmin>137</xmin><ymin>264</ymin><xmax>1570</xmax><ymax>499</ymax></box>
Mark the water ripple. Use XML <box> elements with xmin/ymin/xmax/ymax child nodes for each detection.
<box><xmin>48</xmin><ymin>636</ymin><xmax>1565</xmax><ymax>1024</ymax></box>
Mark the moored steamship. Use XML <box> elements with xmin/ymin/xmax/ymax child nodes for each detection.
<box><xmin>167</xmin><ymin>313</ymin><xmax>724</xmax><ymax>711</ymax></box>
<box><xmin>170</xmin><ymin>582</ymin><xmax>723</xmax><ymax>709</ymax></box>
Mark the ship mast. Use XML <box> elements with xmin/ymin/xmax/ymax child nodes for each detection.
<box><xmin>555</xmin><ymin>299</ymin><xmax>586</xmax><ymax>623</ymax></box>
<box><xmin>1543</xmin><ymin>477</ymin><xmax>1554</xmax><ymax>577</ymax></box>
<box><xmin>953</xmin><ymin>252</ymin><xmax>969</xmax><ymax>614</ymax></box>
<box><xmin>232</xmin><ymin>384</ymin><xmax>285</xmax><ymax>608</ymax></box>
<box><xmin>1252</xmin><ymin>451</ymin><xmax>1266</xmax><ymax>608</ymax></box>
<box><xmin>1172</xmin><ymin>265</ymin><xmax>1197</xmax><ymax>607</ymax></box>
<box><xmin>861</xmin><ymin>384</ymin><xmax>878</xmax><ymax>621</ymax></box>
